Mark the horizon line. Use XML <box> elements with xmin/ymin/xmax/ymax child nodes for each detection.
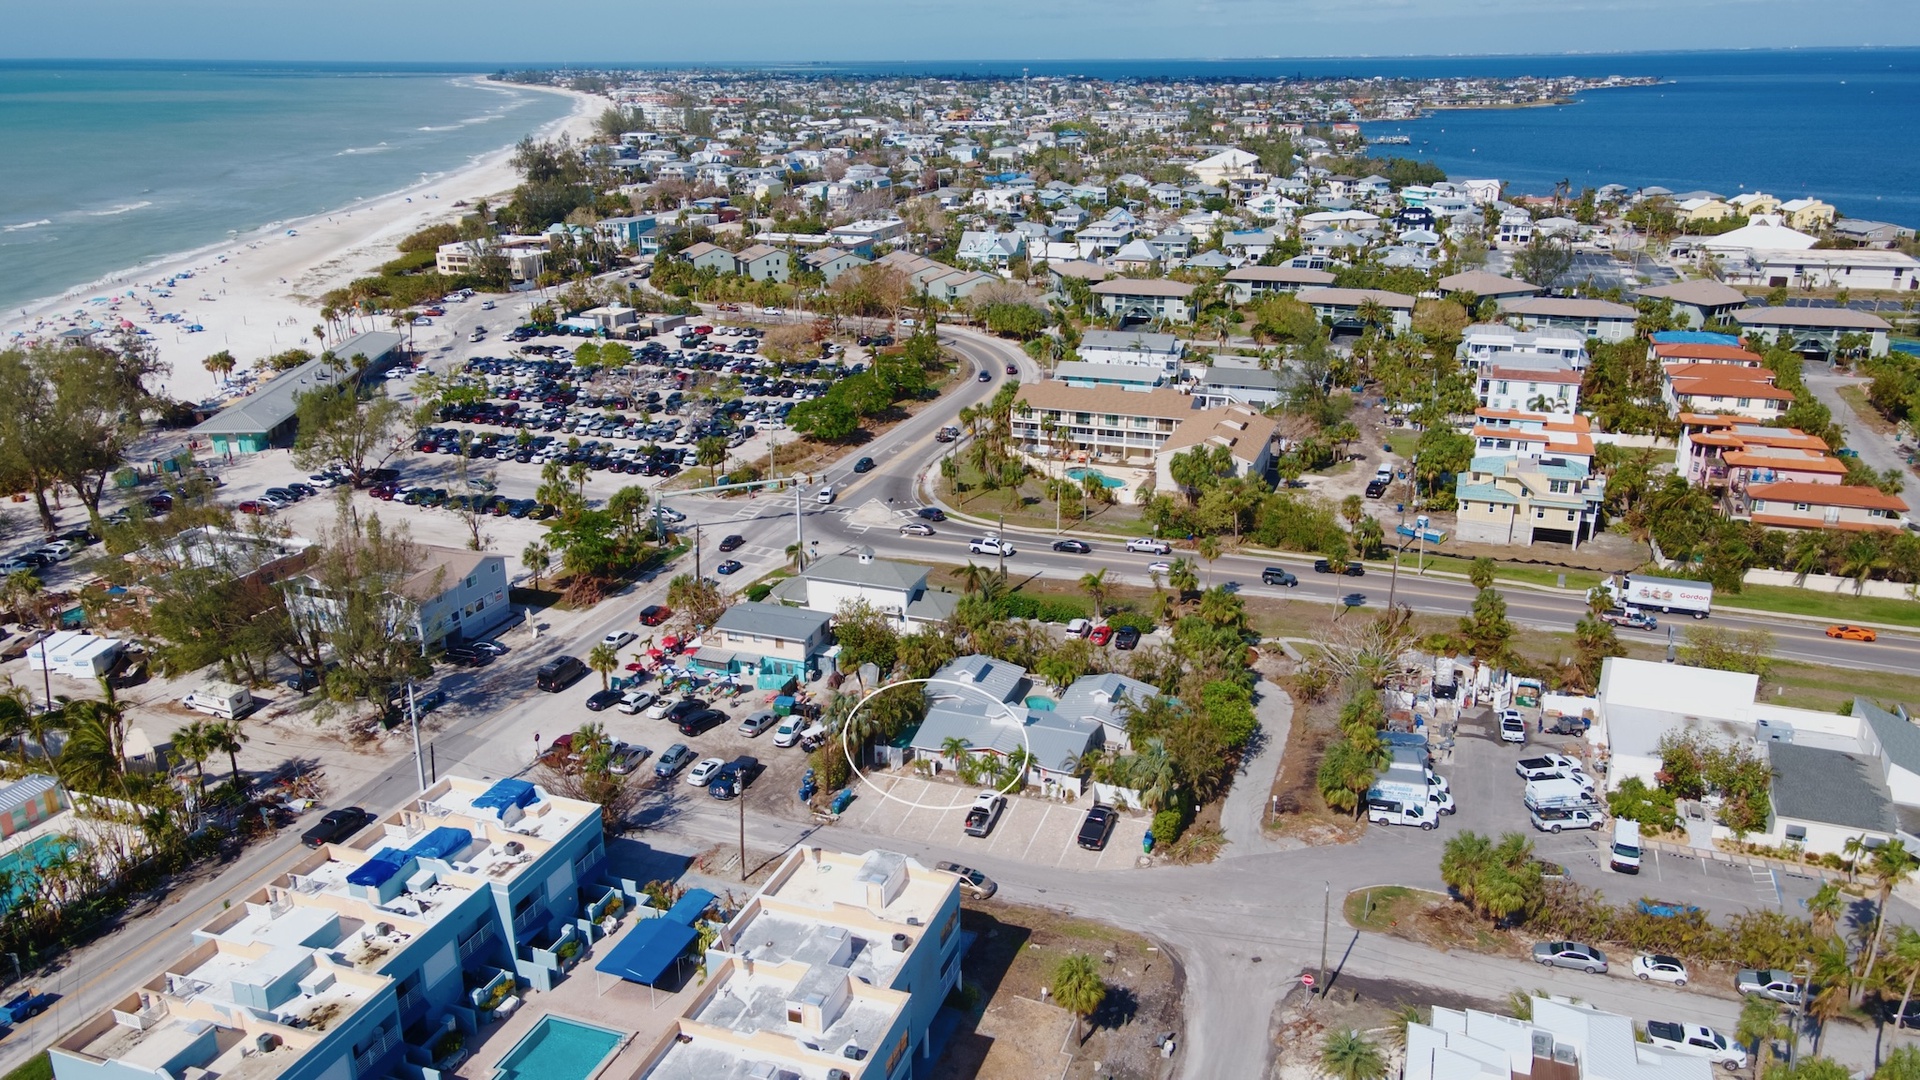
<box><xmin>2</xmin><ymin>44</ymin><xmax>1918</xmax><ymax>68</ymax></box>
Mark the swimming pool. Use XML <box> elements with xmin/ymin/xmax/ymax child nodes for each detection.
<box><xmin>1024</xmin><ymin>695</ymin><xmax>1056</xmax><ymax>711</ymax></box>
<box><xmin>493</xmin><ymin>1017</ymin><xmax>624</xmax><ymax>1080</ymax></box>
<box><xmin>1065</xmin><ymin>467</ymin><xmax>1124</xmax><ymax>489</ymax></box>
<box><xmin>0</xmin><ymin>835</ymin><xmax>75</xmax><ymax>912</ymax></box>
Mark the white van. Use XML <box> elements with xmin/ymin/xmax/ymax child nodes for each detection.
<box><xmin>183</xmin><ymin>682</ymin><xmax>254</xmax><ymax>720</ymax></box>
<box><xmin>1367</xmin><ymin>794</ymin><xmax>1436</xmax><ymax>831</ymax></box>
<box><xmin>1610</xmin><ymin>819</ymin><xmax>1643</xmax><ymax>874</ymax></box>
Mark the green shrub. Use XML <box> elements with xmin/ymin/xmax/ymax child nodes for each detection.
<box><xmin>1151</xmin><ymin>807</ymin><xmax>1188</xmax><ymax>846</ymax></box>
<box><xmin>1106</xmin><ymin>611</ymin><xmax>1154</xmax><ymax>631</ymax></box>
<box><xmin>744</xmin><ymin>582</ymin><xmax>774</xmax><ymax>602</ymax></box>
<box><xmin>994</xmin><ymin>592</ymin><xmax>1088</xmax><ymax>623</ymax></box>
<box><xmin>809</xmin><ymin>745</ymin><xmax>851</xmax><ymax>793</ymax></box>
<box><xmin>1606</xmin><ymin>777</ymin><xmax>1680</xmax><ymax>831</ymax></box>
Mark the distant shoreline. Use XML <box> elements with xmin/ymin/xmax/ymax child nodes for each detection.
<box><xmin>1</xmin><ymin>80</ymin><xmax>607</xmax><ymax>406</ymax></box>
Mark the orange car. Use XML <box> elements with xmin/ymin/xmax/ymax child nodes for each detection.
<box><xmin>1826</xmin><ymin>624</ymin><xmax>1878</xmax><ymax>642</ymax></box>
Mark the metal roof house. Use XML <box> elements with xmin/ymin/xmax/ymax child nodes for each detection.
<box><xmin>191</xmin><ymin>331</ymin><xmax>405</xmax><ymax>455</ymax></box>
<box><xmin>911</xmin><ymin>657</ymin><xmax>1103</xmax><ymax>792</ymax></box>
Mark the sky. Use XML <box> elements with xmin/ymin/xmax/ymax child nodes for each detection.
<box><xmin>4</xmin><ymin>0</ymin><xmax>1918</xmax><ymax>62</ymax></box>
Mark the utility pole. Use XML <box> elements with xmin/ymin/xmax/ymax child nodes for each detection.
<box><xmin>693</xmin><ymin>524</ymin><xmax>702</xmax><ymax>580</ymax></box>
<box><xmin>406</xmin><ymin>680</ymin><xmax>424</xmax><ymax>790</ymax></box>
<box><xmin>1319</xmin><ymin>881</ymin><xmax>1330</xmax><ymax>997</ymax></box>
<box><xmin>738</xmin><ymin>787</ymin><xmax>748</xmax><ymax>883</ymax></box>
<box><xmin>997</xmin><ymin>512</ymin><xmax>1006</xmax><ymax>577</ymax></box>
<box><xmin>795</xmin><ymin>484</ymin><xmax>805</xmax><ymax>569</ymax></box>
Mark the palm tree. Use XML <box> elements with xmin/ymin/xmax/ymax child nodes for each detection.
<box><xmin>587</xmin><ymin>643</ymin><xmax>621</xmax><ymax>691</ymax></box>
<box><xmin>522</xmin><ymin>541</ymin><xmax>551</xmax><ymax>589</ymax></box>
<box><xmin>1196</xmin><ymin>535</ymin><xmax>1222</xmax><ymax>588</ymax></box>
<box><xmin>202</xmin><ymin>349</ymin><xmax>237</xmax><ymax>387</ymax></box>
<box><xmin>4</xmin><ymin>570</ymin><xmax>43</xmax><ymax>627</ymax></box>
<box><xmin>1078</xmin><ymin>568</ymin><xmax>1109</xmax><ymax>621</ymax></box>
<box><xmin>956</xmin><ymin>562</ymin><xmax>993</xmax><ymax>597</ymax></box>
<box><xmin>1319</xmin><ymin>1030</ymin><xmax>1387</xmax><ymax>1080</ymax></box>
<box><xmin>1805</xmin><ymin>882</ymin><xmax>1843</xmax><ymax>935</ymax></box>
<box><xmin>1049</xmin><ymin>952</ymin><xmax>1107</xmax><ymax>1045</ymax></box>
<box><xmin>1843</xmin><ymin>836</ymin><xmax>1868</xmax><ymax>884</ymax></box>
<box><xmin>209</xmin><ymin>719</ymin><xmax>248</xmax><ymax>789</ymax></box>
<box><xmin>1340</xmin><ymin>494</ymin><xmax>1364</xmax><ymax>529</ymax></box>
<box><xmin>939</xmin><ymin>736</ymin><xmax>971</xmax><ymax>769</ymax></box>
<box><xmin>1736</xmin><ymin>996</ymin><xmax>1788</xmax><ymax>1078</ymax></box>
<box><xmin>1861</xmin><ymin>839</ymin><xmax>1916</xmax><ymax>990</ymax></box>
<box><xmin>1468</xmin><ymin>557</ymin><xmax>1497</xmax><ymax>591</ymax></box>
<box><xmin>1891</xmin><ymin>926</ymin><xmax>1920</xmax><ymax>1030</ymax></box>
<box><xmin>171</xmin><ymin>719</ymin><xmax>213</xmax><ymax>790</ymax></box>
<box><xmin>1168</xmin><ymin>558</ymin><xmax>1198</xmax><ymax>603</ymax></box>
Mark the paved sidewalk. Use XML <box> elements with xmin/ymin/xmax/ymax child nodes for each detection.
<box><xmin>1219</xmin><ymin>678</ymin><xmax>1292</xmax><ymax>855</ymax></box>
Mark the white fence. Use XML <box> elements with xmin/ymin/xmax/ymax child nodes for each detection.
<box><xmin>1740</xmin><ymin>568</ymin><xmax>1918</xmax><ymax>601</ymax></box>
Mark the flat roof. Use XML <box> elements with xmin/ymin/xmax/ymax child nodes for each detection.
<box><xmin>1734</xmin><ymin>306</ymin><xmax>1892</xmax><ymax>331</ymax></box>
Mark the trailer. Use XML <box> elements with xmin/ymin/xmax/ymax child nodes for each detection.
<box><xmin>1613</xmin><ymin>573</ymin><xmax>1713</xmax><ymax>619</ymax></box>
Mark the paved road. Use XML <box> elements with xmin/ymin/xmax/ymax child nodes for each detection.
<box><xmin>6</xmin><ymin>319</ymin><xmax>1913</xmax><ymax>1080</ymax></box>
<box><xmin>1806</xmin><ymin>368</ymin><xmax>1914</xmax><ymax>516</ymax></box>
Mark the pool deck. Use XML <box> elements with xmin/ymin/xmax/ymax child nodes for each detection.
<box><xmin>454</xmin><ymin>918</ymin><xmax>699</xmax><ymax>1080</ymax></box>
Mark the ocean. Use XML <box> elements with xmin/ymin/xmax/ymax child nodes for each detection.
<box><xmin>3</xmin><ymin>50</ymin><xmax>1918</xmax><ymax>317</ymax></box>
<box><xmin>0</xmin><ymin>61</ymin><xmax>575</xmax><ymax>315</ymax></box>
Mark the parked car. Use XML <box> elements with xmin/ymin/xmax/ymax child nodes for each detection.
<box><xmin>738</xmin><ymin>711</ymin><xmax>778</xmax><ymax>737</ymax></box>
<box><xmin>1077</xmin><ymin>804</ymin><xmax>1116</xmax><ymax>850</ymax></box>
<box><xmin>677</xmin><ymin>708</ymin><xmax>727</xmax><ymax>736</ymax></box>
<box><xmin>1051</xmin><ymin>539</ymin><xmax>1091</xmax><ymax>554</ymax></box>
<box><xmin>301</xmin><ymin>807</ymin><xmax>372</xmax><ymax>848</ymax></box>
<box><xmin>1500</xmin><ymin>710</ymin><xmax>1529</xmax><ymax>744</ymax></box>
<box><xmin>686</xmin><ymin>757</ymin><xmax>726</xmax><ymax>787</ymax></box>
<box><xmin>654</xmin><ymin>744</ymin><xmax>695</xmax><ymax>778</ymax></box>
<box><xmin>1113</xmin><ymin>625</ymin><xmax>1141</xmax><ymax>650</ymax></box>
<box><xmin>608</xmin><ymin>743</ymin><xmax>651</xmax><ymax>775</ymax></box>
<box><xmin>1515</xmin><ymin>754</ymin><xmax>1584</xmax><ymax>780</ymax></box>
<box><xmin>1532</xmin><ymin>941</ymin><xmax>1607</xmax><ymax>974</ymax></box>
<box><xmin>1364</xmin><ymin>479</ymin><xmax>1390</xmax><ymax>498</ymax></box>
<box><xmin>1644</xmin><ymin>1021</ymin><xmax>1745</xmax><ymax>1069</ymax></box>
<box><xmin>584</xmin><ymin>689</ymin><xmax>624</xmax><ymax>712</ymax></box>
<box><xmin>718</xmin><ymin>534</ymin><xmax>745</xmax><ymax>552</ymax></box>
<box><xmin>964</xmin><ymin>791</ymin><xmax>1006</xmax><ymax>837</ymax></box>
<box><xmin>1089</xmin><ymin>625</ymin><xmax>1113</xmax><ymax>646</ymax></box>
<box><xmin>1633</xmin><ymin>954</ymin><xmax>1691</xmax><ymax>986</ymax></box>
<box><xmin>708</xmin><ymin>756</ymin><xmax>759</xmax><ymax>800</ymax></box>
<box><xmin>1736</xmin><ymin>968</ymin><xmax>1807</xmax><ymax>1005</ymax></box>
<box><xmin>617</xmin><ymin>689</ymin><xmax>656</xmax><ymax>715</ymax></box>
<box><xmin>936</xmin><ymin>861</ymin><xmax>998</xmax><ymax>899</ymax></box>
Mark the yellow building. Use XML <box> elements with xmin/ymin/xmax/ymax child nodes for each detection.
<box><xmin>1779</xmin><ymin>198</ymin><xmax>1836</xmax><ymax>231</ymax></box>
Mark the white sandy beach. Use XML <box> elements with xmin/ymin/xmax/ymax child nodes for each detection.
<box><xmin>0</xmin><ymin>82</ymin><xmax>611</xmax><ymax>407</ymax></box>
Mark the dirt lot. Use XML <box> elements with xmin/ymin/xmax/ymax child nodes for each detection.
<box><xmin>935</xmin><ymin>903</ymin><xmax>1184</xmax><ymax>1080</ymax></box>
<box><xmin>1266</xmin><ymin>683</ymin><xmax>1366</xmax><ymax>846</ymax></box>
<box><xmin>1265</xmin><ymin>967</ymin><xmax>1508</xmax><ymax>1080</ymax></box>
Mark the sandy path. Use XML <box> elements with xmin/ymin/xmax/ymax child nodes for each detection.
<box><xmin>0</xmin><ymin>82</ymin><xmax>611</xmax><ymax>406</ymax></box>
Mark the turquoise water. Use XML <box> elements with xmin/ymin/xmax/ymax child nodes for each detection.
<box><xmin>493</xmin><ymin>1017</ymin><xmax>623</xmax><ymax>1080</ymax></box>
<box><xmin>1066</xmin><ymin>468</ymin><xmax>1124</xmax><ymax>489</ymax></box>
<box><xmin>0</xmin><ymin>61</ymin><xmax>574</xmax><ymax>314</ymax></box>
<box><xmin>0</xmin><ymin>834</ymin><xmax>75</xmax><ymax>912</ymax></box>
<box><xmin>1024</xmin><ymin>695</ymin><xmax>1056</xmax><ymax>711</ymax></box>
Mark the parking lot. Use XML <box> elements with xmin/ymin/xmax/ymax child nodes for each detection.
<box><xmin>834</xmin><ymin>774</ymin><xmax>1151</xmax><ymax>871</ymax></box>
<box><xmin>1352</xmin><ymin>702</ymin><xmax>1830</xmax><ymax>918</ymax></box>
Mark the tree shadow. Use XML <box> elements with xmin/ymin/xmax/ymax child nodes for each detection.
<box><xmin>1092</xmin><ymin>983</ymin><xmax>1140</xmax><ymax>1035</ymax></box>
<box><xmin>956</xmin><ymin>909</ymin><xmax>1031</xmax><ymax>1001</ymax></box>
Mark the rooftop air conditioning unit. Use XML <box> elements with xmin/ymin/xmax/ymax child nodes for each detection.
<box><xmin>504</xmin><ymin>842</ymin><xmax>524</xmax><ymax>855</ymax></box>
<box><xmin>890</xmin><ymin>933</ymin><xmax>910</xmax><ymax>952</ymax></box>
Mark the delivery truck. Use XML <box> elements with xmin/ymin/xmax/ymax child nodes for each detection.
<box><xmin>1611</xmin><ymin>573</ymin><xmax>1712</xmax><ymax>619</ymax></box>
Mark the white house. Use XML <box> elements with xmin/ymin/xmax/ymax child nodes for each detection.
<box><xmin>1407</xmin><ymin>996</ymin><xmax>1714</xmax><ymax>1080</ymax></box>
<box><xmin>1078</xmin><ymin>329</ymin><xmax>1186</xmax><ymax>375</ymax></box>
<box><xmin>1499</xmin><ymin>297</ymin><xmax>1638</xmax><ymax>344</ymax></box>
<box><xmin>767</xmin><ymin>549</ymin><xmax>957</xmax><ymax>628</ymax></box>
<box><xmin>284</xmin><ymin>546</ymin><xmax>512</xmax><ymax>649</ymax></box>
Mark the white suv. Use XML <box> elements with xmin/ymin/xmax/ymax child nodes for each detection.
<box><xmin>1126</xmin><ymin>538</ymin><xmax>1172</xmax><ymax>555</ymax></box>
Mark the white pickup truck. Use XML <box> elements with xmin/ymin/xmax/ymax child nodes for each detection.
<box><xmin>1643</xmin><ymin>1021</ymin><xmax>1747</xmax><ymax>1069</ymax></box>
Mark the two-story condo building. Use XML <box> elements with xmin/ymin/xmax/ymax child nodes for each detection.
<box><xmin>1676</xmin><ymin>414</ymin><xmax>1841</xmax><ymax>490</ymax></box>
<box><xmin>1220</xmin><ymin>265</ymin><xmax>1336</xmax><ymax>303</ymax></box>
<box><xmin>768</xmin><ymin>549</ymin><xmax>957</xmax><ymax>628</ymax></box>
<box><xmin>700</xmin><ymin>602</ymin><xmax>834</xmax><ymax>686</ymax></box>
<box><xmin>1457</xmin><ymin>324</ymin><xmax>1587</xmax><ymax>374</ymax></box>
<box><xmin>1076</xmin><ymin>329</ymin><xmax>1186</xmax><ymax>375</ymax></box>
<box><xmin>1662</xmin><ymin>364</ymin><xmax>1794</xmax><ymax>420</ymax></box>
<box><xmin>1294</xmin><ymin>287</ymin><xmax>1415</xmax><ymax>334</ymax></box>
<box><xmin>1089</xmin><ymin>278</ymin><xmax>1195</xmax><ymax>324</ymax></box>
<box><xmin>1498</xmin><ymin>296</ymin><xmax>1638</xmax><ymax>343</ymax></box>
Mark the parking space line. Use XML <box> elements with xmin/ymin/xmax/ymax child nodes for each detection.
<box><xmin>1020</xmin><ymin>805</ymin><xmax>1054</xmax><ymax>861</ymax></box>
<box><xmin>1054</xmin><ymin>817</ymin><xmax>1081</xmax><ymax>868</ymax></box>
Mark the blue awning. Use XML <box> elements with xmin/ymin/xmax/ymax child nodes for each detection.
<box><xmin>593</xmin><ymin>919</ymin><xmax>698</xmax><ymax>986</ymax></box>
<box><xmin>664</xmin><ymin>888</ymin><xmax>715</xmax><ymax>926</ymax></box>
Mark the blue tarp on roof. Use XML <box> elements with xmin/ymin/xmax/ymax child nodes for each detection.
<box><xmin>1652</xmin><ymin>330</ymin><xmax>1742</xmax><ymax>346</ymax></box>
<box><xmin>408</xmin><ymin>827</ymin><xmax>472</xmax><ymax>863</ymax></box>
<box><xmin>593</xmin><ymin>919</ymin><xmax>698</xmax><ymax>986</ymax></box>
<box><xmin>346</xmin><ymin>850</ymin><xmax>409</xmax><ymax>888</ymax></box>
<box><xmin>664</xmin><ymin>888</ymin><xmax>716</xmax><ymax>926</ymax></box>
<box><xmin>471</xmin><ymin>779</ymin><xmax>537</xmax><ymax>817</ymax></box>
